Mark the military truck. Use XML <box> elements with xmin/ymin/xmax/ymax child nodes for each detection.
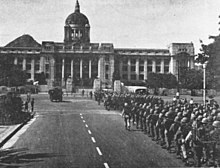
<box><xmin>48</xmin><ymin>87</ymin><xmax>63</xmax><ymax>102</ymax></box>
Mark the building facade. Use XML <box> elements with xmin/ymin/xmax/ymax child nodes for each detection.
<box><xmin>0</xmin><ymin>0</ymin><xmax>195</xmax><ymax>90</ymax></box>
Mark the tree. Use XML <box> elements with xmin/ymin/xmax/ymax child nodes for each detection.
<box><xmin>0</xmin><ymin>55</ymin><xmax>27</xmax><ymax>86</ymax></box>
<box><xmin>146</xmin><ymin>73</ymin><xmax>177</xmax><ymax>94</ymax></box>
<box><xmin>179</xmin><ymin>68</ymin><xmax>203</xmax><ymax>91</ymax></box>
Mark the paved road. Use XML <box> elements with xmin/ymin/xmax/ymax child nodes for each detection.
<box><xmin>0</xmin><ymin>95</ymin><xmax>185</xmax><ymax>168</ymax></box>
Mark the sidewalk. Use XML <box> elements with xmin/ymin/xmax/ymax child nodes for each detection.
<box><xmin>0</xmin><ymin>125</ymin><xmax>21</xmax><ymax>147</ymax></box>
<box><xmin>0</xmin><ymin>114</ymin><xmax>34</xmax><ymax>148</ymax></box>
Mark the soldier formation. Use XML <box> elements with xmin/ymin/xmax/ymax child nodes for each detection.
<box><xmin>95</xmin><ymin>90</ymin><xmax>220</xmax><ymax>167</ymax></box>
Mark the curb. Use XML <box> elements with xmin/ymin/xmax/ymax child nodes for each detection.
<box><xmin>0</xmin><ymin>116</ymin><xmax>33</xmax><ymax>148</ymax></box>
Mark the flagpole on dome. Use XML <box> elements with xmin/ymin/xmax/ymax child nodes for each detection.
<box><xmin>75</xmin><ymin>0</ymin><xmax>80</xmax><ymax>13</ymax></box>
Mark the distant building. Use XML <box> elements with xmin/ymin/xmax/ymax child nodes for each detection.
<box><xmin>0</xmin><ymin>0</ymin><xmax>195</xmax><ymax>90</ymax></box>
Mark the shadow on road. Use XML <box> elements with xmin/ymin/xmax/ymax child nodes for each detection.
<box><xmin>0</xmin><ymin>147</ymin><xmax>63</xmax><ymax>167</ymax></box>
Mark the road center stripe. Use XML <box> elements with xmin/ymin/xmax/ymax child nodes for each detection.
<box><xmin>91</xmin><ymin>137</ymin><xmax>96</xmax><ymax>143</ymax></box>
<box><xmin>88</xmin><ymin>130</ymin><xmax>92</xmax><ymax>134</ymax></box>
<box><xmin>96</xmin><ymin>147</ymin><xmax>102</xmax><ymax>156</ymax></box>
<box><xmin>85</xmin><ymin>124</ymin><xmax>88</xmax><ymax>128</ymax></box>
<box><xmin>83</xmin><ymin>120</ymin><xmax>85</xmax><ymax>123</ymax></box>
<box><xmin>104</xmin><ymin>163</ymin><xmax>110</xmax><ymax>168</ymax></box>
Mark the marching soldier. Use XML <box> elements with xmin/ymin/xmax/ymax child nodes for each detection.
<box><xmin>122</xmin><ymin>103</ymin><xmax>131</xmax><ymax>130</ymax></box>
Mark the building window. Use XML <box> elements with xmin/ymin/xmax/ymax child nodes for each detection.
<box><xmin>105</xmin><ymin>65</ymin><xmax>109</xmax><ymax>71</ymax></box>
<box><xmin>35</xmin><ymin>64</ymin><xmax>40</xmax><ymax>71</ymax></box>
<box><xmin>139</xmin><ymin>59</ymin><xmax>144</xmax><ymax>65</ymax></box>
<box><xmin>156</xmin><ymin>66</ymin><xmax>161</xmax><ymax>73</ymax></box>
<box><xmin>46</xmin><ymin>64</ymin><xmax>49</xmax><ymax>72</ymax></box>
<box><xmin>122</xmin><ymin>65</ymin><xmax>128</xmax><ymax>71</ymax></box>
<box><xmin>122</xmin><ymin>74</ymin><xmax>127</xmax><ymax>80</ymax></box>
<box><xmin>131</xmin><ymin>59</ymin><xmax>136</xmax><ymax>64</ymax></box>
<box><xmin>131</xmin><ymin>74</ymin><xmax>136</xmax><ymax>80</ymax></box>
<box><xmin>26</xmin><ymin>64</ymin><xmax>31</xmax><ymax>70</ymax></box>
<box><xmin>123</xmin><ymin>58</ymin><xmax>128</xmax><ymax>64</ymax></box>
<box><xmin>139</xmin><ymin>66</ymin><xmax>144</xmax><ymax>72</ymax></box>
<box><xmin>164</xmin><ymin>60</ymin><xmax>170</xmax><ymax>66</ymax></box>
<box><xmin>139</xmin><ymin>74</ymin><xmax>144</xmax><ymax>80</ymax></box>
<box><xmin>164</xmin><ymin>67</ymin><xmax>169</xmax><ymax>73</ymax></box>
<box><xmin>105</xmin><ymin>56</ymin><xmax>109</xmax><ymax>62</ymax></box>
<box><xmin>105</xmin><ymin>74</ymin><xmax>109</xmax><ymax>79</ymax></box>
<box><xmin>147</xmin><ymin>66</ymin><xmax>152</xmax><ymax>72</ymax></box>
<box><xmin>27</xmin><ymin>73</ymin><xmax>31</xmax><ymax>79</ymax></box>
<box><xmin>131</xmin><ymin>66</ymin><xmax>135</xmax><ymax>72</ymax></box>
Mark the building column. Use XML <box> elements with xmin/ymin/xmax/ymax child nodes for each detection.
<box><xmin>144</xmin><ymin>59</ymin><xmax>148</xmax><ymax>80</ymax></box>
<box><xmin>128</xmin><ymin>58</ymin><xmax>131</xmax><ymax>80</ymax></box>
<box><xmin>49</xmin><ymin>56</ymin><xmax>55</xmax><ymax>88</ymax></box>
<box><xmin>31</xmin><ymin>58</ymin><xmax>35</xmax><ymax>81</ymax></box>
<box><xmin>14</xmin><ymin>57</ymin><xmax>18</xmax><ymax>65</ymax></box>
<box><xmin>62</xmin><ymin>58</ymin><xmax>65</xmax><ymax>79</ymax></box>
<box><xmin>71</xmin><ymin>59</ymin><xmax>74</xmax><ymax>79</ymax></box>
<box><xmin>190</xmin><ymin>57</ymin><xmax>194</xmax><ymax>69</ymax></box>
<box><xmin>74</xmin><ymin>30</ymin><xmax>76</xmax><ymax>38</ymax></box>
<box><xmin>40</xmin><ymin>56</ymin><xmax>45</xmax><ymax>73</ymax></box>
<box><xmin>50</xmin><ymin>57</ymin><xmax>55</xmax><ymax>81</ymax></box>
<box><xmin>80</xmin><ymin>58</ymin><xmax>83</xmax><ymax>78</ymax></box>
<box><xmin>89</xmin><ymin>59</ymin><xmax>92</xmax><ymax>78</ymax></box>
<box><xmin>61</xmin><ymin>58</ymin><xmax>65</xmax><ymax>87</ymax></box>
<box><xmin>22</xmin><ymin>57</ymin><xmax>26</xmax><ymax>71</ymax></box>
<box><xmin>109</xmin><ymin>55</ymin><xmax>115</xmax><ymax>83</ymax></box>
<box><xmin>98</xmin><ymin>56</ymin><xmax>104</xmax><ymax>80</ymax></box>
<box><xmin>161</xmin><ymin>59</ymin><xmax>165</xmax><ymax>73</ymax></box>
<box><xmin>136</xmin><ymin>58</ymin><xmax>139</xmax><ymax>80</ymax></box>
<box><xmin>152</xmin><ymin>59</ymin><xmax>156</xmax><ymax>73</ymax></box>
<box><xmin>119</xmin><ymin>60</ymin><xmax>123</xmax><ymax>79</ymax></box>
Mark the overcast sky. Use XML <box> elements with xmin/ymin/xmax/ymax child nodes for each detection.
<box><xmin>0</xmin><ymin>0</ymin><xmax>220</xmax><ymax>52</ymax></box>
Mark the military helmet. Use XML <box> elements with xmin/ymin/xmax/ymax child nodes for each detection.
<box><xmin>181</xmin><ymin>117</ymin><xmax>188</xmax><ymax>123</ymax></box>
<box><xmin>174</xmin><ymin>116</ymin><xmax>179</xmax><ymax>122</ymax></box>
<box><xmin>159</xmin><ymin>113</ymin><xmax>163</xmax><ymax>118</ymax></box>
<box><xmin>201</xmin><ymin>118</ymin><xmax>208</xmax><ymax>124</ymax></box>
<box><xmin>165</xmin><ymin>112</ymin><xmax>172</xmax><ymax>118</ymax></box>
<box><xmin>212</xmin><ymin>121</ymin><xmax>220</xmax><ymax>128</ymax></box>
<box><xmin>197</xmin><ymin>115</ymin><xmax>203</xmax><ymax>121</ymax></box>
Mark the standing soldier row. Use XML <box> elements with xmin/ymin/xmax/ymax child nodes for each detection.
<box><xmin>102</xmin><ymin>91</ymin><xmax>220</xmax><ymax>167</ymax></box>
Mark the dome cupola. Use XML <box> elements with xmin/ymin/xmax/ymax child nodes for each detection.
<box><xmin>64</xmin><ymin>0</ymin><xmax>90</xmax><ymax>44</ymax></box>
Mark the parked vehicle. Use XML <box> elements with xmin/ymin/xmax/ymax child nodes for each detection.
<box><xmin>48</xmin><ymin>87</ymin><xmax>63</xmax><ymax>102</ymax></box>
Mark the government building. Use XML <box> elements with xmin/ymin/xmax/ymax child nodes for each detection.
<box><xmin>0</xmin><ymin>0</ymin><xmax>195</xmax><ymax>91</ymax></box>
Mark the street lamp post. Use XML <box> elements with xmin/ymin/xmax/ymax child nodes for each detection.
<box><xmin>203</xmin><ymin>62</ymin><xmax>208</xmax><ymax>105</ymax></box>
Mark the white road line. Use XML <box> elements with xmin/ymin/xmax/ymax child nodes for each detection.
<box><xmin>104</xmin><ymin>163</ymin><xmax>110</xmax><ymax>168</ymax></box>
<box><xmin>96</xmin><ymin>147</ymin><xmax>102</xmax><ymax>156</ymax></box>
<box><xmin>91</xmin><ymin>137</ymin><xmax>96</xmax><ymax>143</ymax></box>
<box><xmin>83</xmin><ymin>120</ymin><xmax>85</xmax><ymax>123</ymax></box>
<box><xmin>88</xmin><ymin>130</ymin><xmax>92</xmax><ymax>134</ymax></box>
<box><xmin>81</xmin><ymin>116</ymin><xmax>83</xmax><ymax>119</ymax></box>
<box><xmin>80</xmin><ymin>113</ymin><xmax>82</xmax><ymax>116</ymax></box>
<box><xmin>85</xmin><ymin>124</ymin><xmax>88</xmax><ymax>128</ymax></box>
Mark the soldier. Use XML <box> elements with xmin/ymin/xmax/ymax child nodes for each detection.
<box><xmin>169</xmin><ymin>116</ymin><xmax>181</xmax><ymax>151</ymax></box>
<box><xmin>122</xmin><ymin>103</ymin><xmax>131</xmax><ymax>130</ymax></box>
<box><xmin>210</xmin><ymin>120</ymin><xmax>220</xmax><ymax>166</ymax></box>
<box><xmin>177</xmin><ymin>117</ymin><xmax>191</xmax><ymax>165</ymax></box>
<box><xmin>185</xmin><ymin>120</ymin><xmax>204</xmax><ymax>167</ymax></box>
<box><xmin>31</xmin><ymin>98</ymin><xmax>35</xmax><ymax>112</ymax></box>
<box><xmin>163</xmin><ymin>111</ymin><xmax>174</xmax><ymax>152</ymax></box>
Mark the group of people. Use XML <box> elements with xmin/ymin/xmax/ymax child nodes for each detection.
<box><xmin>99</xmin><ymin>91</ymin><xmax>220</xmax><ymax>167</ymax></box>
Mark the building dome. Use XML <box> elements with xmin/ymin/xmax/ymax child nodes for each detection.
<box><xmin>64</xmin><ymin>0</ymin><xmax>90</xmax><ymax>44</ymax></box>
<box><xmin>65</xmin><ymin>0</ymin><xmax>90</xmax><ymax>27</ymax></box>
<box><xmin>65</xmin><ymin>12</ymin><xmax>89</xmax><ymax>27</ymax></box>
